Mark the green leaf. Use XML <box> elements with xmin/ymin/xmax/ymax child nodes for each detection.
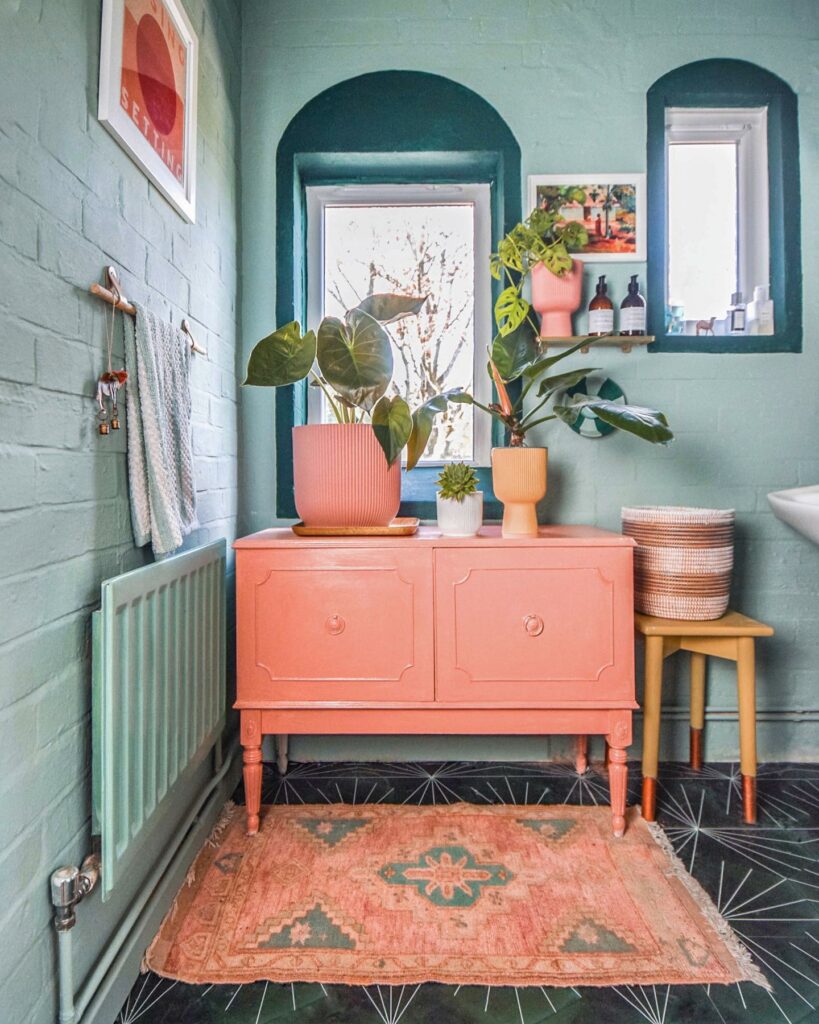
<box><xmin>540</xmin><ymin>242</ymin><xmax>574</xmax><ymax>276</ymax></box>
<box><xmin>536</xmin><ymin>367</ymin><xmax>600</xmax><ymax>397</ymax></box>
<box><xmin>494</xmin><ymin>287</ymin><xmax>529</xmax><ymax>337</ymax></box>
<box><xmin>405</xmin><ymin>389</ymin><xmax>464</xmax><ymax>471</ymax></box>
<box><xmin>351</xmin><ymin>294</ymin><xmax>427</xmax><ymax>324</ymax></box>
<box><xmin>243</xmin><ymin>322</ymin><xmax>315</xmax><ymax>387</ymax></box>
<box><xmin>555</xmin><ymin>397</ymin><xmax>674</xmax><ymax>445</ymax></box>
<box><xmin>317</xmin><ymin>309</ymin><xmax>393</xmax><ymax>412</ymax></box>
<box><xmin>491</xmin><ymin>319</ymin><xmax>538</xmax><ymax>381</ymax></box>
<box><xmin>522</xmin><ymin>336</ymin><xmax>605</xmax><ymax>379</ymax></box>
<box><xmin>371</xmin><ymin>395</ymin><xmax>412</xmax><ymax>466</ymax></box>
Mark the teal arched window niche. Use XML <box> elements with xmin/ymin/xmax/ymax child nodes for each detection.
<box><xmin>647</xmin><ymin>59</ymin><xmax>802</xmax><ymax>353</ymax></box>
<box><xmin>274</xmin><ymin>71</ymin><xmax>521</xmax><ymax>519</ymax></box>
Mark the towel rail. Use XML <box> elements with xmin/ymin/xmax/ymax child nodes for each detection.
<box><xmin>89</xmin><ymin>267</ymin><xmax>207</xmax><ymax>356</ymax></box>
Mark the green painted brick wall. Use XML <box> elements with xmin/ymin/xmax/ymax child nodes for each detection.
<box><xmin>239</xmin><ymin>0</ymin><xmax>819</xmax><ymax>764</ymax></box>
<box><xmin>0</xmin><ymin>1</ymin><xmax>241</xmax><ymax>1021</ymax></box>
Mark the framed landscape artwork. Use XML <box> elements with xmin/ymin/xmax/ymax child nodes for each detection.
<box><xmin>527</xmin><ymin>174</ymin><xmax>646</xmax><ymax>262</ymax></box>
<box><xmin>98</xmin><ymin>0</ymin><xmax>198</xmax><ymax>222</ymax></box>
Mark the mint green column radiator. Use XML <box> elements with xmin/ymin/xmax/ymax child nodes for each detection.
<box><xmin>92</xmin><ymin>540</ymin><xmax>226</xmax><ymax>901</ymax></box>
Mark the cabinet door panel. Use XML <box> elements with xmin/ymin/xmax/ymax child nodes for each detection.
<box><xmin>237</xmin><ymin>548</ymin><xmax>434</xmax><ymax>703</ymax></box>
<box><xmin>435</xmin><ymin>548</ymin><xmax>634</xmax><ymax>703</ymax></box>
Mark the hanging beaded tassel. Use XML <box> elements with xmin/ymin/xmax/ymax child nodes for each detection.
<box><xmin>96</xmin><ymin>284</ymin><xmax>128</xmax><ymax>435</ymax></box>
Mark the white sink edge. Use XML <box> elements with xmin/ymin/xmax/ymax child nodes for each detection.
<box><xmin>768</xmin><ymin>485</ymin><xmax>819</xmax><ymax>545</ymax></box>
<box><xmin>768</xmin><ymin>484</ymin><xmax>819</xmax><ymax>505</ymax></box>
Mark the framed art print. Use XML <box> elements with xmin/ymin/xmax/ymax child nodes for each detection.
<box><xmin>527</xmin><ymin>174</ymin><xmax>646</xmax><ymax>262</ymax></box>
<box><xmin>98</xmin><ymin>0</ymin><xmax>198</xmax><ymax>222</ymax></box>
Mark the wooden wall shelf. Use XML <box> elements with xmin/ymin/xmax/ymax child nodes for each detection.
<box><xmin>538</xmin><ymin>335</ymin><xmax>654</xmax><ymax>354</ymax></box>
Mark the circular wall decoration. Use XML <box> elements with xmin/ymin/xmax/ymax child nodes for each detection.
<box><xmin>561</xmin><ymin>375</ymin><xmax>626</xmax><ymax>438</ymax></box>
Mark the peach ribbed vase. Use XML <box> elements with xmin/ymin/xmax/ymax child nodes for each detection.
<box><xmin>531</xmin><ymin>258</ymin><xmax>584</xmax><ymax>338</ymax></box>
<box><xmin>491</xmin><ymin>447</ymin><xmax>547</xmax><ymax>537</ymax></box>
<box><xmin>293</xmin><ymin>424</ymin><xmax>400</xmax><ymax>526</ymax></box>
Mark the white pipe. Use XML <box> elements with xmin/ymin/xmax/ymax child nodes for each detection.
<box><xmin>57</xmin><ymin>738</ymin><xmax>240</xmax><ymax>1024</ymax></box>
<box><xmin>57</xmin><ymin>930</ymin><xmax>74</xmax><ymax>1024</ymax></box>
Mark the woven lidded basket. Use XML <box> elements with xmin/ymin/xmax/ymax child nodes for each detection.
<box><xmin>622</xmin><ymin>506</ymin><xmax>735</xmax><ymax>620</ymax></box>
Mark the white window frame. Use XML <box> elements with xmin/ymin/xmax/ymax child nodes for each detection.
<box><xmin>665</xmin><ymin>107</ymin><xmax>769</xmax><ymax>309</ymax></box>
<box><xmin>305</xmin><ymin>182</ymin><xmax>493</xmax><ymax>466</ymax></box>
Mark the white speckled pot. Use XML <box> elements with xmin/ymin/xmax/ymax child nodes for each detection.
<box><xmin>436</xmin><ymin>491</ymin><xmax>483</xmax><ymax>537</ymax></box>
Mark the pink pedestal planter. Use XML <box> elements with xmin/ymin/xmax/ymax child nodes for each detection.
<box><xmin>531</xmin><ymin>259</ymin><xmax>584</xmax><ymax>338</ymax></box>
<box><xmin>292</xmin><ymin>424</ymin><xmax>400</xmax><ymax>526</ymax></box>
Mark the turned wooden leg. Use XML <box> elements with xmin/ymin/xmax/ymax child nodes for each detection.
<box><xmin>241</xmin><ymin>710</ymin><xmax>263</xmax><ymax>835</ymax></box>
<box><xmin>737</xmin><ymin>637</ymin><xmax>758</xmax><ymax>824</ymax></box>
<box><xmin>243</xmin><ymin>744</ymin><xmax>263</xmax><ymax>835</ymax></box>
<box><xmin>275</xmin><ymin>734</ymin><xmax>289</xmax><ymax>776</ymax></box>
<box><xmin>575</xmin><ymin>735</ymin><xmax>588</xmax><ymax>774</ymax></box>
<box><xmin>641</xmin><ymin>635</ymin><xmax>665</xmax><ymax>821</ymax></box>
<box><xmin>608</xmin><ymin>745</ymin><xmax>628</xmax><ymax>837</ymax></box>
<box><xmin>690</xmin><ymin>651</ymin><xmax>706</xmax><ymax>771</ymax></box>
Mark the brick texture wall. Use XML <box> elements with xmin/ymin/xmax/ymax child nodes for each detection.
<box><xmin>0</xmin><ymin>1</ymin><xmax>240</xmax><ymax>1021</ymax></box>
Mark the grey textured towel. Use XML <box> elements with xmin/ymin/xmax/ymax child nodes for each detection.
<box><xmin>123</xmin><ymin>304</ymin><xmax>197</xmax><ymax>555</ymax></box>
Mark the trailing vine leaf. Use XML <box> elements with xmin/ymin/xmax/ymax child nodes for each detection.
<box><xmin>491</xmin><ymin>319</ymin><xmax>538</xmax><ymax>381</ymax></box>
<box><xmin>406</xmin><ymin>389</ymin><xmax>464</xmax><ymax>471</ymax></box>
<box><xmin>352</xmin><ymin>294</ymin><xmax>427</xmax><ymax>324</ymax></box>
<box><xmin>555</xmin><ymin>396</ymin><xmax>674</xmax><ymax>445</ymax></box>
<box><xmin>244</xmin><ymin>323</ymin><xmax>315</xmax><ymax>387</ymax></box>
<box><xmin>540</xmin><ymin>242</ymin><xmax>573</xmax><ymax>276</ymax></box>
<box><xmin>372</xmin><ymin>395</ymin><xmax>412</xmax><ymax>466</ymax></box>
<box><xmin>317</xmin><ymin>309</ymin><xmax>393</xmax><ymax>412</ymax></box>
<box><xmin>494</xmin><ymin>287</ymin><xmax>529</xmax><ymax>337</ymax></box>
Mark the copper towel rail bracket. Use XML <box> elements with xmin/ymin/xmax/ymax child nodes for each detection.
<box><xmin>89</xmin><ymin>266</ymin><xmax>208</xmax><ymax>356</ymax></box>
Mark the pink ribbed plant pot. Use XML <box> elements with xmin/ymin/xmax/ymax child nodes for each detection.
<box><xmin>292</xmin><ymin>424</ymin><xmax>400</xmax><ymax>527</ymax></box>
<box><xmin>531</xmin><ymin>259</ymin><xmax>584</xmax><ymax>338</ymax></box>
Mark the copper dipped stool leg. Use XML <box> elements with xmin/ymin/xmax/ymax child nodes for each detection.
<box><xmin>690</xmin><ymin>728</ymin><xmax>704</xmax><ymax>772</ymax></box>
<box><xmin>642</xmin><ymin>776</ymin><xmax>657</xmax><ymax>821</ymax></box>
<box><xmin>742</xmin><ymin>775</ymin><xmax>757</xmax><ymax>824</ymax></box>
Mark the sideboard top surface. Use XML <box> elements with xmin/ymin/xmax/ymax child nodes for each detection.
<box><xmin>234</xmin><ymin>524</ymin><xmax>636</xmax><ymax>549</ymax></box>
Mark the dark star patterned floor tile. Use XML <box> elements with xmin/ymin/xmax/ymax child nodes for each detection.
<box><xmin>117</xmin><ymin>761</ymin><xmax>819</xmax><ymax>1024</ymax></box>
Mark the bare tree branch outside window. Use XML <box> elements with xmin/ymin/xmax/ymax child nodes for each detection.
<box><xmin>323</xmin><ymin>205</ymin><xmax>475</xmax><ymax>462</ymax></box>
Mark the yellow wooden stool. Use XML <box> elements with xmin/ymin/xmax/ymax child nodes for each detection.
<box><xmin>635</xmin><ymin>610</ymin><xmax>774</xmax><ymax>825</ymax></box>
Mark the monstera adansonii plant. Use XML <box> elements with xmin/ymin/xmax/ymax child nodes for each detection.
<box><xmin>243</xmin><ymin>294</ymin><xmax>464</xmax><ymax>469</ymax></box>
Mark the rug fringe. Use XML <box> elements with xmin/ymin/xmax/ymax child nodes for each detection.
<box><xmin>645</xmin><ymin>818</ymin><xmax>772</xmax><ymax>992</ymax></box>
<box><xmin>140</xmin><ymin>800</ymin><xmax>237</xmax><ymax>975</ymax></box>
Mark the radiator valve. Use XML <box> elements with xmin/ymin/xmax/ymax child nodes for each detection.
<box><xmin>51</xmin><ymin>855</ymin><xmax>100</xmax><ymax>931</ymax></box>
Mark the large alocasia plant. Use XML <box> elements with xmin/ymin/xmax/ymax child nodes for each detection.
<box><xmin>243</xmin><ymin>294</ymin><xmax>462</xmax><ymax>469</ymax></box>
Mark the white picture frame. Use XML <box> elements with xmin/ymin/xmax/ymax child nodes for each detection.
<box><xmin>527</xmin><ymin>174</ymin><xmax>646</xmax><ymax>262</ymax></box>
<box><xmin>98</xmin><ymin>0</ymin><xmax>198</xmax><ymax>223</ymax></box>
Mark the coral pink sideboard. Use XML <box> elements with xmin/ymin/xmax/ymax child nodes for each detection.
<box><xmin>234</xmin><ymin>525</ymin><xmax>637</xmax><ymax>836</ymax></box>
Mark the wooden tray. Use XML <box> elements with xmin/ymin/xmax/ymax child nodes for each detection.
<box><xmin>292</xmin><ymin>517</ymin><xmax>420</xmax><ymax>537</ymax></box>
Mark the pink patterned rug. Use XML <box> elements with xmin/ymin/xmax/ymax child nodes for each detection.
<box><xmin>146</xmin><ymin>803</ymin><xmax>768</xmax><ymax>989</ymax></box>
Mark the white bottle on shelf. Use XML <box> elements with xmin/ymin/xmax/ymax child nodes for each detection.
<box><xmin>746</xmin><ymin>285</ymin><xmax>775</xmax><ymax>336</ymax></box>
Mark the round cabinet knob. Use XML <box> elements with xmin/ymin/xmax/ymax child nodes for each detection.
<box><xmin>325</xmin><ymin>614</ymin><xmax>346</xmax><ymax>636</ymax></box>
<box><xmin>523</xmin><ymin>614</ymin><xmax>544</xmax><ymax>637</ymax></box>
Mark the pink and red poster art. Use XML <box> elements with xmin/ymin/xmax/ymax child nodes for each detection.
<box><xmin>99</xmin><ymin>0</ymin><xmax>197</xmax><ymax>221</ymax></box>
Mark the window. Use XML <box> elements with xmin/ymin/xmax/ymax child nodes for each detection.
<box><xmin>666</xmin><ymin>107</ymin><xmax>768</xmax><ymax>325</ymax></box>
<box><xmin>646</xmin><ymin>59</ymin><xmax>802</xmax><ymax>353</ymax></box>
<box><xmin>306</xmin><ymin>184</ymin><xmax>493</xmax><ymax>465</ymax></box>
<box><xmin>273</xmin><ymin>70</ymin><xmax>521</xmax><ymax>518</ymax></box>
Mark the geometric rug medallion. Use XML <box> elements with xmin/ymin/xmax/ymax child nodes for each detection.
<box><xmin>145</xmin><ymin>802</ymin><xmax>769</xmax><ymax>990</ymax></box>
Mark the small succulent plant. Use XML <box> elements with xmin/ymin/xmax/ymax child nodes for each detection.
<box><xmin>437</xmin><ymin>462</ymin><xmax>479</xmax><ymax>503</ymax></box>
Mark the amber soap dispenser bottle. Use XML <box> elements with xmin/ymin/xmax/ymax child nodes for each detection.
<box><xmin>588</xmin><ymin>275</ymin><xmax>614</xmax><ymax>336</ymax></box>
<box><xmin>620</xmin><ymin>274</ymin><xmax>646</xmax><ymax>336</ymax></box>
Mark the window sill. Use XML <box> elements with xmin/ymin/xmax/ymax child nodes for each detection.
<box><xmin>648</xmin><ymin>329</ymin><xmax>802</xmax><ymax>354</ymax></box>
